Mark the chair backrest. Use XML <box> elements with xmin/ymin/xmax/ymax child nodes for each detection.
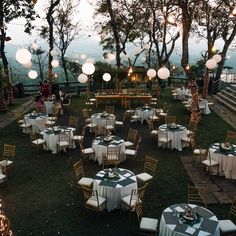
<box><xmin>73</xmin><ymin>160</ymin><xmax>84</xmax><ymax>181</ymax></box>
<box><xmin>124</xmin><ymin>100</ymin><xmax>131</xmax><ymax>110</ymax></box>
<box><xmin>138</xmin><ymin>184</ymin><xmax>147</xmax><ymax>202</ymax></box>
<box><xmin>129</xmin><ymin>188</ymin><xmax>138</xmax><ymax>208</ymax></box>
<box><xmin>36</xmin><ymin>119</ymin><xmax>46</xmax><ymax>132</ymax></box>
<box><xmin>105</xmin><ymin>105</ymin><xmax>115</xmax><ymax>114</ymax></box>
<box><xmin>81</xmin><ymin>185</ymin><xmax>93</xmax><ymax>202</ymax></box>
<box><xmin>229</xmin><ymin>197</ymin><xmax>236</xmax><ymax>219</ymax></box>
<box><xmin>107</xmin><ymin>145</ymin><xmax>120</xmax><ymax>161</ymax></box>
<box><xmin>127</xmin><ymin>128</ymin><xmax>138</xmax><ymax>143</ymax></box>
<box><xmin>188</xmin><ymin>119</ymin><xmax>198</xmax><ymax>132</ymax></box>
<box><xmin>3</xmin><ymin>144</ymin><xmax>16</xmax><ymax>160</ymax></box>
<box><xmin>165</xmin><ymin>116</ymin><xmax>176</xmax><ymax>124</ymax></box>
<box><xmin>188</xmin><ymin>185</ymin><xmax>208</xmax><ymax>208</ymax></box>
<box><xmin>59</xmin><ymin>132</ymin><xmax>70</xmax><ymax>143</ymax></box>
<box><xmin>78</xmin><ymin>139</ymin><xmax>85</xmax><ymax>151</ymax></box>
<box><xmin>144</xmin><ymin>155</ymin><xmax>158</xmax><ymax>177</ymax></box>
<box><xmin>69</xmin><ymin>116</ymin><xmax>79</xmax><ymax>129</ymax></box>
<box><xmin>147</xmin><ymin>119</ymin><xmax>154</xmax><ymax>131</ymax></box>
<box><xmin>135</xmin><ymin>202</ymin><xmax>143</xmax><ymax>223</ymax></box>
<box><xmin>226</xmin><ymin>130</ymin><xmax>236</xmax><ymax>144</ymax></box>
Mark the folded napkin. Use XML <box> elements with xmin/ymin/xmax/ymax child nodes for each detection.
<box><xmin>96</xmin><ymin>173</ymin><xmax>105</xmax><ymax>178</ymax></box>
<box><xmin>123</xmin><ymin>173</ymin><xmax>132</xmax><ymax>178</ymax></box>
<box><xmin>175</xmin><ymin>206</ymin><xmax>185</xmax><ymax>213</ymax></box>
<box><xmin>185</xmin><ymin>227</ymin><xmax>196</xmax><ymax>235</ymax></box>
<box><xmin>116</xmin><ymin>184</ymin><xmax>123</xmax><ymax>188</ymax></box>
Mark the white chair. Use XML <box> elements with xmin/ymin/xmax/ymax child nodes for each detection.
<box><xmin>124</xmin><ymin>137</ymin><xmax>141</xmax><ymax>160</ymax></box>
<box><xmin>72</xmin><ymin>126</ymin><xmax>86</xmax><ymax>143</ymax></box>
<box><xmin>219</xmin><ymin>197</ymin><xmax>236</xmax><ymax>235</ymax></box>
<box><xmin>158</xmin><ymin>129</ymin><xmax>171</xmax><ymax>147</ymax></box>
<box><xmin>136</xmin><ymin>202</ymin><xmax>159</xmax><ymax>235</ymax></box>
<box><xmin>56</xmin><ymin>132</ymin><xmax>70</xmax><ymax>155</ymax></box>
<box><xmin>78</xmin><ymin>139</ymin><xmax>95</xmax><ymax>160</ymax></box>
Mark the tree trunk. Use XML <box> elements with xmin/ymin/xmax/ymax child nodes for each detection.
<box><xmin>61</xmin><ymin>54</ymin><xmax>69</xmax><ymax>85</ymax></box>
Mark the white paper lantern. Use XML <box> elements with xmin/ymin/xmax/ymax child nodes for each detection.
<box><xmin>135</xmin><ymin>47</ymin><xmax>142</xmax><ymax>55</ymax></box>
<box><xmin>50</xmin><ymin>50</ymin><xmax>57</xmax><ymax>57</ymax></box>
<box><xmin>51</xmin><ymin>59</ymin><xmax>59</xmax><ymax>68</ymax></box>
<box><xmin>157</xmin><ymin>67</ymin><xmax>170</xmax><ymax>80</ymax></box>
<box><xmin>28</xmin><ymin>70</ymin><xmax>38</xmax><ymax>79</ymax></box>
<box><xmin>23</xmin><ymin>61</ymin><xmax>32</xmax><ymax>68</ymax></box>
<box><xmin>147</xmin><ymin>69</ymin><xmax>156</xmax><ymax>78</ymax></box>
<box><xmin>206</xmin><ymin>59</ymin><xmax>217</xmax><ymax>69</ymax></box>
<box><xmin>80</xmin><ymin>54</ymin><xmax>87</xmax><ymax>60</ymax></box>
<box><xmin>82</xmin><ymin>62</ymin><xmax>95</xmax><ymax>75</ymax></box>
<box><xmin>78</xmin><ymin>73</ymin><xmax>88</xmax><ymax>83</ymax></box>
<box><xmin>107</xmin><ymin>53</ymin><xmax>116</xmax><ymax>61</ymax></box>
<box><xmin>15</xmin><ymin>48</ymin><xmax>32</xmax><ymax>65</ymax></box>
<box><xmin>195</xmin><ymin>39</ymin><xmax>200</xmax><ymax>44</ymax></box>
<box><xmin>103</xmin><ymin>73</ymin><xmax>111</xmax><ymax>82</ymax></box>
<box><xmin>212</xmin><ymin>54</ymin><xmax>222</xmax><ymax>63</ymax></box>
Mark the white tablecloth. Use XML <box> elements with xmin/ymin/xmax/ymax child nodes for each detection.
<box><xmin>41</xmin><ymin>126</ymin><xmax>76</xmax><ymax>154</ymax></box>
<box><xmin>24</xmin><ymin>113</ymin><xmax>49</xmax><ymax>134</ymax></box>
<box><xmin>135</xmin><ymin>107</ymin><xmax>155</xmax><ymax>124</ymax></box>
<box><xmin>158</xmin><ymin>124</ymin><xmax>187</xmax><ymax>151</ymax></box>
<box><xmin>91</xmin><ymin>113</ymin><xmax>115</xmax><ymax>135</ymax></box>
<box><xmin>44</xmin><ymin>101</ymin><xmax>54</xmax><ymax>115</ymax></box>
<box><xmin>92</xmin><ymin>135</ymin><xmax>125</xmax><ymax>165</ymax></box>
<box><xmin>93</xmin><ymin>168</ymin><xmax>137</xmax><ymax>212</ymax></box>
<box><xmin>174</xmin><ymin>88</ymin><xmax>190</xmax><ymax>100</ymax></box>
<box><xmin>187</xmin><ymin>99</ymin><xmax>211</xmax><ymax>115</ymax></box>
<box><xmin>209</xmin><ymin>143</ymin><xmax>236</xmax><ymax>179</ymax></box>
<box><xmin>159</xmin><ymin>203</ymin><xmax>220</xmax><ymax>236</ymax></box>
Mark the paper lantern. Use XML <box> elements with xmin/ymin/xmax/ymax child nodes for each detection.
<box><xmin>51</xmin><ymin>59</ymin><xmax>59</xmax><ymax>68</ymax></box>
<box><xmin>28</xmin><ymin>70</ymin><xmax>38</xmax><ymax>79</ymax></box>
<box><xmin>23</xmin><ymin>61</ymin><xmax>32</xmax><ymax>68</ymax></box>
<box><xmin>82</xmin><ymin>62</ymin><xmax>95</xmax><ymax>75</ymax></box>
<box><xmin>78</xmin><ymin>73</ymin><xmax>88</xmax><ymax>83</ymax></box>
<box><xmin>195</xmin><ymin>39</ymin><xmax>200</xmax><ymax>44</ymax></box>
<box><xmin>157</xmin><ymin>67</ymin><xmax>170</xmax><ymax>80</ymax></box>
<box><xmin>103</xmin><ymin>73</ymin><xmax>111</xmax><ymax>82</ymax></box>
<box><xmin>147</xmin><ymin>69</ymin><xmax>156</xmax><ymax>78</ymax></box>
<box><xmin>212</xmin><ymin>54</ymin><xmax>222</xmax><ymax>63</ymax></box>
<box><xmin>206</xmin><ymin>59</ymin><xmax>217</xmax><ymax>69</ymax></box>
<box><xmin>107</xmin><ymin>53</ymin><xmax>116</xmax><ymax>61</ymax></box>
<box><xmin>80</xmin><ymin>54</ymin><xmax>87</xmax><ymax>60</ymax></box>
<box><xmin>15</xmin><ymin>48</ymin><xmax>32</xmax><ymax>65</ymax></box>
<box><xmin>50</xmin><ymin>50</ymin><xmax>57</xmax><ymax>57</ymax></box>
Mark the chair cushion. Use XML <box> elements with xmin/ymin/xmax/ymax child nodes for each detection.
<box><xmin>121</xmin><ymin>195</ymin><xmax>137</xmax><ymax>208</ymax></box>
<box><xmin>0</xmin><ymin>173</ymin><xmax>6</xmax><ymax>181</ymax></box>
<box><xmin>187</xmin><ymin>130</ymin><xmax>193</xmax><ymax>135</ymax></box>
<box><xmin>46</xmin><ymin>121</ymin><xmax>55</xmax><ymax>125</ymax></box>
<box><xmin>131</xmin><ymin>115</ymin><xmax>140</xmax><ymax>119</ymax></box>
<box><xmin>136</xmin><ymin>173</ymin><xmax>153</xmax><ymax>182</ymax></box>
<box><xmin>125</xmin><ymin>149</ymin><xmax>136</xmax><ymax>156</ymax></box>
<box><xmin>194</xmin><ymin>149</ymin><xmax>206</xmax><ymax>155</ymax></box>
<box><xmin>150</xmin><ymin>116</ymin><xmax>159</xmax><ymax>120</ymax></box>
<box><xmin>158</xmin><ymin>137</ymin><xmax>170</xmax><ymax>143</ymax></box>
<box><xmin>72</xmin><ymin>135</ymin><xmax>83</xmax><ymax>141</ymax></box>
<box><xmin>124</xmin><ymin>141</ymin><xmax>134</xmax><ymax>147</ymax></box>
<box><xmin>151</xmin><ymin>130</ymin><xmax>158</xmax><ymax>135</ymax></box>
<box><xmin>83</xmin><ymin>148</ymin><xmax>94</xmax><ymax>154</ymax></box>
<box><xmin>181</xmin><ymin>137</ymin><xmax>190</xmax><ymax>142</ymax></box>
<box><xmin>159</xmin><ymin>112</ymin><xmax>167</xmax><ymax>116</ymax></box>
<box><xmin>78</xmin><ymin>177</ymin><xmax>93</xmax><ymax>187</ymax></box>
<box><xmin>32</xmin><ymin>138</ymin><xmax>45</xmax><ymax>145</ymax></box>
<box><xmin>0</xmin><ymin>160</ymin><xmax>13</xmax><ymax>166</ymax></box>
<box><xmin>86</xmin><ymin>196</ymin><xmax>106</xmax><ymax>208</ymax></box>
<box><xmin>219</xmin><ymin>219</ymin><xmax>236</xmax><ymax>233</ymax></box>
<box><xmin>20</xmin><ymin>123</ymin><xmax>31</xmax><ymax>128</ymax></box>
<box><xmin>140</xmin><ymin>217</ymin><xmax>158</xmax><ymax>232</ymax></box>
<box><xmin>202</xmin><ymin>159</ymin><xmax>218</xmax><ymax>166</ymax></box>
<box><xmin>105</xmin><ymin>125</ymin><xmax>114</xmax><ymax>130</ymax></box>
<box><xmin>115</xmin><ymin>121</ymin><xmax>123</xmax><ymax>125</ymax></box>
<box><xmin>49</xmin><ymin>117</ymin><xmax>57</xmax><ymax>121</ymax></box>
<box><xmin>57</xmin><ymin>141</ymin><xmax>69</xmax><ymax>147</ymax></box>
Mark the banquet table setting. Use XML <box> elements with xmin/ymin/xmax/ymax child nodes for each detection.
<box><xmin>24</xmin><ymin>112</ymin><xmax>49</xmax><ymax>134</ymax></box>
<box><xmin>135</xmin><ymin>105</ymin><xmax>156</xmax><ymax>124</ymax></box>
<box><xmin>158</xmin><ymin>124</ymin><xmax>188</xmax><ymax>151</ymax></box>
<box><xmin>91</xmin><ymin>112</ymin><xmax>115</xmax><ymax>135</ymax></box>
<box><xmin>173</xmin><ymin>88</ymin><xmax>191</xmax><ymax>100</ymax></box>
<box><xmin>209</xmin><ymin>142</ymin><xmax>236</xmax><ymax>179</ymax></box>
<box><xmin>40</xmin><ymin>126</ymin><xmax>76</xmax><ymax>154</ymax></box>
<box><xmin>186</xmin><ymin>98</ymin><xmax>211</xmax><ymax>115</ymax></box>
<box><xmin>93</xmin><ymin>168</ymin><xmax>137</xmax><ymax>212</ymax></box>
<box><xmin>92</xmin><ymin>135</ymin><xmax>125</xmax><ymax>165</ymax></box>
<box><xmin>159</xmin><ymin>203</ymin><xmax>220</xmax><ymax>236</ymax></box>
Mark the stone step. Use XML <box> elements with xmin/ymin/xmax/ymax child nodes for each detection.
<box><xmin>213</xmin><ymin>95</ymin><xmax>236</xmax><ymax>113</ymax></box>
<box><xmin>226</xmin><ymin>86</ymin><xmax>236</xmax><ymax>96</ymax></box>
<box><xmin>220</xmin><ymin>91</ymin><xmax>236</xmax><ymax>104</ymax></box>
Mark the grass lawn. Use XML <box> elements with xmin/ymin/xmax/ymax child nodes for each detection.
<box><xmin>0</xmin><ymin>88</ymin><xmax>235</xmax><ymax>236</ymax></box>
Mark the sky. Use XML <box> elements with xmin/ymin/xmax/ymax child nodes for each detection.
<box><xmin>4</xmin><ymin>0</ymin><xmax>236</xmax><ymax>71</ymax></box>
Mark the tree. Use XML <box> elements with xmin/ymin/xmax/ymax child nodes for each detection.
<box><xmin>0</xmin><ymin>0</ymin><xmax>36</xmax><ymax>111</ymax></box>
<box><xmin>54</xmin><ymin>0</ymin><xmax>80</xmax><ymax>85</ymax></box>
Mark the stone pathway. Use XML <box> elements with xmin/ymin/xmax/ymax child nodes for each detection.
<box><xmin>181</xmin><ymin>156</ymin><xmax>236</xmax><ymax>205</ymax></box>
<box><xmin>0</xmin><ymin>99</ymin><xmax>34</xmax><ymax>129</ymax></box>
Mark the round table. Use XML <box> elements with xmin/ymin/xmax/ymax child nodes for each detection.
<box><xmin>91</xmin><ymin>113</ymin><xmax>115</xmax><ymax>135</ymax></box>
<box><xmin>209</xmin><ymin>143</ymin><xmax>236</xmax><ymax>179</ymax></box>
<box><xmin>159</xmin><ymin>203</ymin><xmax>220</xmax><ymax>236</ymax></box>
<box><xmin>93</xmin><ymin>168</ymin><xmax>137</xmax><ymax>212</ymax></box>
<box><xmin>158</xmin><ymin>124</ymin><xmax>187</xmax><ymax>151</ymax></box>
<box><xmin>92</xmin><ymin>135</ymin><xmax>125</xmax><ymax>165</ymax></box>
<box><xmin>135</xmin><ymin>106</ymin><xmax>155</xmax><ymax>124</ymax></box>
<box><xmin>41</xmin><ymin>126</ymin><xmax>76</xmax><ymax>154</ymax></box>
<box><xmin>24</xmin><ymin>113</ymin><xmax>49</xmax><ymax>134</ymax></box>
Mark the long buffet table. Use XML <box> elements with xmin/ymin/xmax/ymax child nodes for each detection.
<box><xmin>95</xmin><ymin>94</ymin><xmax>152</xmax><ymax>108</ymax></box>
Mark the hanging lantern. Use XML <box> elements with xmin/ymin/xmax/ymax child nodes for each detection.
<box><xmin>147</xmin><ymin>69</ymin><xmax>156</xmax><ymax>78</ymax></box>
<box><xmin>157</xmin><ymin>67</ymin><xmax>170</xmax><ymax>80</ymax></box>
<box><xmin>80</xmin><ymin>54</ymin><xmax>87</xmax><ymax>60</ymax></box>
<box><xmin>78</xmin><ymin>73</ymin><xmax>88</xmax><ymax>83</ymax></box>
<box><xmin>51</xmin><ymin>59</ymin><xmax>59</xmax><ymax>68</ymax></box>
<box><xmin>15</xmin><ymin>48</ymin><xmax>32</xmax><ymax>65</ymax></box>
<box><xmin>50</xmin><ymin>50</ymin><xmax>57</xmax><ymax>57</ymax></box>
<box><xmin>195</xmin><ymin>39</ymin><xmax>200</xmax><ymax>44</ymax></box>
<box><xmin>28</xmin><ymin>70</ymin><xmax>38</xmax><ymax>79</ymax></box>
<box><xmin>206</xmin><ymin>59</ymin><xmax>217</xmax><ymax>69</ymax></box>
<box><xmin>82</xmin><ymin>62</ymin><xmax>95</xmax><ymax>75</ymax></box>
<box><xmin>103</xmin><ymin>73</ymin><xmax>111</xmax><ymax>82</ymax></box>
<box><xmin>212</xmin><ymin>54</ymin><xmax>222</xmax><ymax>63</ymax></box>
